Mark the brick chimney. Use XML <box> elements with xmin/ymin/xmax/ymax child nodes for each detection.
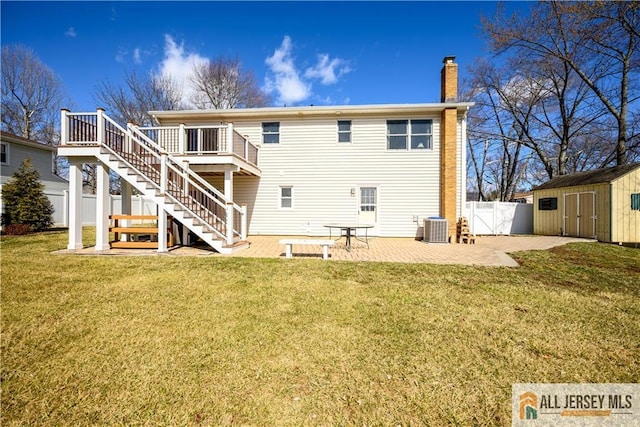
<box><xmin>441</xmin><ymin>56</ymin><xmax>458</xmax><ymax>102</ymax></box>
<box><xmin>440</xmin><ymin>56</ymin><xmax>458</xmax><ymax>240</ymax></box>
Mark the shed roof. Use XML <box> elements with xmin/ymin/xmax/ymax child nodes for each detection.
<box><xmin>533</xmin><ymin>163</ymin><xmax>640</xmax><ymax>191</ymax></box>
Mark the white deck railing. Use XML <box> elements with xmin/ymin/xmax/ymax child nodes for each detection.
<box><xmin>60</xmin><ymin>109</ymin><xmax>247</xmax><ymax>245</ymax></box>
<box><xmin>137</xmin><ymin>123</ymin><xmax>259</xmax><ymax>166</ymax></box>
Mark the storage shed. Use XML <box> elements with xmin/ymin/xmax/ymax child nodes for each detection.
<box><xmin>532</xmin><ymin>163</ymin><xmax>640</xmax><ymax>244</ymax></box>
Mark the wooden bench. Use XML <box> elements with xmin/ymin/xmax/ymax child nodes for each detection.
<box><xmin>109</xmin><ymin>215</ymin><xmax>173</xmax><ymax>249</ymax></box>
<box><xmin>279</xmin><ymin>239</ymin><xmax>335</xmax><ymax>260</ymax></box>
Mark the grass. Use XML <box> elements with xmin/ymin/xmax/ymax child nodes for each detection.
<box><xmin>1</xmin><ymin>230</ymin><xmax>639</xmax><ymax>426</ymax></box>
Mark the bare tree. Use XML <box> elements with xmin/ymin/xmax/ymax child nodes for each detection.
<box><xmin>93</xmin><ymin>70</ymin><xmax>184</xmax><ymax>126</ymax></box>
<box><xmin>1</xmin><ymin>44</ymin><xmax>65</xmax><ymax>145</ymax></box>
<box><xmin>482</xmin><ymin>1</ymin><xmax>640</xmax><ymax>166</ymax></box>
<box><xmin>190</xmin><ymin>56</ymin><xmax>270</xmax><ymax>109</ymax></box>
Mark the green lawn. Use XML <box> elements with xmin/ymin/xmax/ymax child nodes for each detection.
<box><xmin>1</xmin><ymin>230</ymin><xmax>639</xmax><ymax>426</ymax></box>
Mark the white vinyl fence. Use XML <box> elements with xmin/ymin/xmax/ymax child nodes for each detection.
<box><xmin>464</xmin><ymin>201</ymin><xmax>533</xmax><ymax>235</ymax></box>
<box><xmin>45</xmin><ymin>191</ymin><xmax>157</xmax><ymax>227</ymax></box>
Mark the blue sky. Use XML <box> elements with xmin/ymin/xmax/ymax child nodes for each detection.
<box><xmin>1</xmin><ymin>1</ymin><xmax>529</xmax><ymax>111</ymax></box>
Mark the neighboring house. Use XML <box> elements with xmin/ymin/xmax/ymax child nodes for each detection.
<box><xmin>0</xmin><ymin>131</ymin><xmax>68</xmax><ymax>224</ymax></box>
<box><xmin>511</xmin><ymin>191</ymin><xmax>533</xmax><ymax>204</ymax></box>
<box><xmin>58</xmin><ymin>56</ymin><xmax>474</xmax><ymax>253</ymax></box>
<box><xmin>532</xmin><ymin>163</ymin><xmax>640</xmax><ymax>244</ymax></box>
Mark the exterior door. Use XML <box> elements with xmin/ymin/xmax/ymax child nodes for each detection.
<box><xmin>564</xmin><ymin>193</ymin><xmax>578</xmax><ymax>236</ymax></box>
<box><xmin>359</xmin><ymin>187</ymin><xmax>377</xmax><ymax>225</ymax></box>
<box><xmin>578</xmin><ymin>192</ymin><xmax>595</xmax><ymax>238</ymax></box>
<box><xmin>564</xmin><ymin>192</ymin><xmax>595</xmax><ymax>238</ymax></box>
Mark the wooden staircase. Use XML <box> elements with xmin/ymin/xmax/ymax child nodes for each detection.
<box><xmin>61</xmin><ymin>110</ymin><xmax>248</xmax><ymax>254</ymax></box>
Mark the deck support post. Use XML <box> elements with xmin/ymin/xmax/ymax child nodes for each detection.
<box><xmin>241</xmin><ymin>204</ymin><xmax>247</xmax><ymax>241</ymax></box>
<box><xmin>157</xmin><ymin>207</ymin><xmax>168</xmax><ymax>253</ymax></box>
<box><xmin>95</xmin><ymin>162</ymin><xmax>111</xmax><ymax>251</ymax></box>
<box><xmin>224</xmin><ymin>169</ymin><xmax>233</xmax><ymax>200</ymax></box>
<box><xmin>120</xmin><ymin>179</ymin><xmax>132</xmax><ymax>240</ymax></box>
<box><xmin>67</xmin><ymin>161</ymin><xmax>84</xmax><ymax>250</ymax></box>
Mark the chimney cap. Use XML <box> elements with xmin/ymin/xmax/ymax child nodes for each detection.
<box><xmin>443</xmin><ymin>56</ymin><xmax>456</xmax><ymax>64</ymax></box>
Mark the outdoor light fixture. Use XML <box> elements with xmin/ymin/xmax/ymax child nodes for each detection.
<box><xmin>350</xmin><ymin>188</ymin><xmax>355</xmax><ymax>197</ymax></box>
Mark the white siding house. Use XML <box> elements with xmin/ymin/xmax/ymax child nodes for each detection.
<box><xmin>58</xmin><ymin>56</ymin><xmax>473</xmax><ymax>253</ymax></box>
<box><xmin>1</xmin><ymin>131</ymin><xmax>68</xmax><ymax>225</ymax></box>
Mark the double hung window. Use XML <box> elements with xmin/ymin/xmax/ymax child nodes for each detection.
<box><xmin>262</xmin><ymin>122</ymin><xmax>280</xmax><ymax>144</ymax></box>
<box><xmin>387</xmin><ymin>119</ymin><xmax>432</xmax><ymax>150</ymax></box>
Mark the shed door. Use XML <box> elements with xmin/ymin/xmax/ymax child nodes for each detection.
<box><xmin>563</xmin><ymin>192</ymin><xmax>595</xmax><ymax>238</ymax></box>
<box><xmin>564</xmin><ymin>194</ymin><xmax>578</xmax><ymax>236</ymax></box>
<box><xmin>578</xmin><ymin>192</ymin><xmax>595</xmax><ymax>238</ymax></box>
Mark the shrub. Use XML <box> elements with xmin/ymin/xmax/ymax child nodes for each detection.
<box><xmin>2</xmin><ymin>223</ymin><xmax>33</xmax><ymax>235</ymax></box>
<box><xmin>1</xmin><ymin>158</ymin><xmax>54</xmax><ymax>231</ymax></box>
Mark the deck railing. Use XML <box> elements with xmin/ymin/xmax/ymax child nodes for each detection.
<box><xmin>60</xmin><ymin>109</ymin><xmax>247</xmax><ymax>245</ymax></box>
<box><xmin>137</xmin><ymin>123</ymin><xmax>259</xmax><ymax>167</ymax></box>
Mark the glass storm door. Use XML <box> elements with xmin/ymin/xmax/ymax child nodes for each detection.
<box><xmin>359</xmin><ymin>187</ymin><xmax>377</xmax><ymax>225</ymax></box>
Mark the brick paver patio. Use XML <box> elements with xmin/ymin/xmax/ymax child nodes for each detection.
<box><xmin>60</xmin><ymin>235</ymin><xmax>595</xmax><ymax>267</ymax></box>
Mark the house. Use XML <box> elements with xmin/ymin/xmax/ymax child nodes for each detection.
<box><xmin>532</xmin><ymin>163</ymin><xmax>640</xmax><ymax>244</ymax></box>
<box><xmin>511</xmin><ymin>191</ymin><xmax>533</xmax><ymax>204</ymax></box>
<box><xmin>58</xmin><ymin>56</ymin><xmax>473</xmax><ymax>253</ymax></box>
<box><xmin>1</xmin><ymin>131</ymin><xmax>68</xmax><ymax>225</ymax></box>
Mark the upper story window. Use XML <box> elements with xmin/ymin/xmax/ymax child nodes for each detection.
<box><xmin>387</xmin><ymin>119</ymin><xmax>433</xmax><ymax>150</ymax></box>
<box><xmin>410</xmin><ymin>119</ymin><xmax>432</xmax><ymax>149</ymax></box>
<box><xmin>0</xmin><ymin>143</ymin><xmax>8</xmax><ymax>165</ymax></box>
<box><xmin>337</xmin><ymin>120</ymin><xmax>351</xmax><ymax>143</ymax></box>
<box><xmin>262</xmin><ymin>122</ymin><xmax>280</xmax><ymax>144</ymax></box>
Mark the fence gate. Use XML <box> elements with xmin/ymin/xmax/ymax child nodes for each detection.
<box><xmin>563</xmin><ymin>192</ymin><xmax>595</xmax><ymax>238</ymax></box>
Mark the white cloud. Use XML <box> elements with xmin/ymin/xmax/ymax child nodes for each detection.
<box><xmin>65</xmin><ymin>27</ymin><xmax>76</xmax><ymax>37</ymax></box>
<box><xmin>304</xmin><ymin>54</ymin><xmax>351</xmax><ymax>85</ymax></box>
<box><xmin>264</xmin><ymin>36</ymin><xmax>311</xmax><ymax>105</ymax></box>
<box><xmin>115</xmin><ymin>48</ymin><xmax>127</xmax><ymax>63</ymax></box>
<box><xmin>157</xmin><ymin>34</ymin><xmax>209</xmax><ymax>107</ymax></box>
<box><xmin>133</xmin><ymin>48</ymin><xmax>142</xmax><ymax>64</ymax></box>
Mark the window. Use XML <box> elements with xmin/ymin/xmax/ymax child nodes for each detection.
<box><xmin>280</xmin><ymin>186</ymin><xmax>293</xmax><ymax>209</ymax></box>
<box><xmin>538</xmin><ymin>197</ymin><xmax>558</xmax><ymax>211</ymax></box>
<box><xmin>387</xmin><ymin>120</ymin><xmax>407</xmax><ymax>150</ymax></box>
<box><xmin>387</xmin><ymin>119</ymin><xmax>433</xmax><ymax>150</ymax></box>
<box><xmin>0</xmin><ymin>143</ymin><xmax>8</xmax><ymax>164</ymax></box>
<box><xmin>632</xmin><ymin>193</ymin><xmax>640</xmax><ymax>211</ymax></box>
<box><xmin>262</xmin><ymin>122</ymin><xmax>280</xmax><ymax>144</ymax></box>
<box><xmin>338</xmin><ymin>120</ymin><xmax>351</xmax><ymax>143</ymax></box>
<box><xmin>410</xmin><ymin>119</ymin><xmax>432</xmax><ymax>149</ymax></box>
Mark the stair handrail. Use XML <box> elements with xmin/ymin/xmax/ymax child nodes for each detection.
<box><xmin>63</xmin><ymin>109</ymin><xmax>245</xmax><ymax>242</ymax></box>
<box><xmin>127</xmin><ymin>123</ymin><xmax>244</xmax><ymax>212</ymax></box>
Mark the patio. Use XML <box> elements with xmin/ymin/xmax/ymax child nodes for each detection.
<box><xmin>56</xmin><ymin>235</ymin><xmax>595</xmax><ymax>267</ymax></box>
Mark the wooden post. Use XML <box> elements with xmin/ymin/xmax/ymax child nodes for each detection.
<box><xmin>227</xmin><ymin>123</ymin><xmax>234</xmax><ymax>154</ymax></box>
<box><xmin>95</xmin><ymin>162</ymin><xmax>110</xmax><ymax>251</ymax></box>
<box><xmin>157</xmin><ymin>208</ymin><xmax>168</xmax><ymax>253</ymax></box>
<box><xmin>179</xmin><ymin>123</ymin><xmax>186</xmax><ymax>154</ymax></box>
<box><xmin>60</xmin><ymin>109</ymin><xmax>69</xmax><ymax>145</ymax></box>
<box><xmin>241</xmin><ymin>204</ymin><xmax>247</xmax><ymax>241</ymax></box>
<box><xmin>96</xmin><ymin>108</ymin><xmax>105</xmax><ymax>145</ymax></box>
<box><xmin>67</xmin><ymin>162</ymin><xmax>83</xmax><ymax>250</ymax></box>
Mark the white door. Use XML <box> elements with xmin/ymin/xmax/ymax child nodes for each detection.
<box><xmin>359</xmin><ymin>187</ymin><xmax>377</xmax><ymax>225</ymax></box>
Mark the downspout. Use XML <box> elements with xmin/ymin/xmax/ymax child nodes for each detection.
<box><xmin>460</xmin><ymin>107</ymin><xmax>469</xmax><ymax>221</ymax></box>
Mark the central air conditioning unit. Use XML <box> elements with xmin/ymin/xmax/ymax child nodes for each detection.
<box><xmin>424</xmin><ymin>218</ymin><xmax>449</xmax><ymax>243</ymax></box>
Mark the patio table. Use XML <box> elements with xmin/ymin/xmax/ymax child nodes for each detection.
<box><xmin>323</xmin><ymin>223</ymin><xmax>374</xmax><ymax>251</ymax></box>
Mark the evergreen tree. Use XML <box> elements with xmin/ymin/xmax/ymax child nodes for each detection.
<box><xmin>2</xmin><ymin>158</ymin><xmax>54</xmax><ymax>231</ymax></box>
